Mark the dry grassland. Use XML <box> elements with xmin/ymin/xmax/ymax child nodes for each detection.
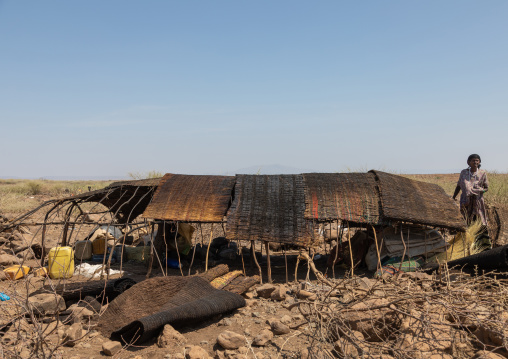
<box><xmin>0</xmin><ymin>173</ymin><xmax>507</xmax><ymax>216</ymax></box>
<box><xmin>0</xmin><ymin>179</ymin><xmax>111</xmax><ymax>215</ymax></box>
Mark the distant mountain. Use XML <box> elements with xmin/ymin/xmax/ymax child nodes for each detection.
<box><xmin>0</xmin><ymin>175</ymin><xmax>128</xmax><ymax>181</ymax></box>
<box><xmin>234</xmin><ymin>164</ymin><xmax>316</xmax><ymax>175</ymax></box>
<box><xmin>41</xmin><ymin>175</ymin><xmax>128</xmax><ymax>181</ymax></box>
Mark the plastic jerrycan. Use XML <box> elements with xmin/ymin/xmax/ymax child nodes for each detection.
<box><xmin>75</xmin><ymin>240</ymin><xmax>93</xmax><ymax>260</ymax></box>
<box><xmin>3</xmin><ymin>265</ymin><xmax>30</xmax><ymax>280</ymax></box>
<box><xmin>48</xmin><ymin>246</ymin><xmax>75</xmax><ymax>279</ymax></box>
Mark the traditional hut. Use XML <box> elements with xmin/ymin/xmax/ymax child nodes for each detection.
<box><xmin>1</xmin><ymin>171</ymin><xmax>479</xmax><ymax>283</ymax></box>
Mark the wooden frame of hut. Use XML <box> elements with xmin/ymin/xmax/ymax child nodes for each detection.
<box><xmin>4</xmin><ymin>170</ymin><xmax>491</xmax><ymax>285</ymax></box>
<box><xmin>1</xmin><ymin>178</ymin><xmax>159</xmax><ymax>278</ymax></box>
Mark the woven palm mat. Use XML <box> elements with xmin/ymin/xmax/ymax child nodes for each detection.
<box><xmin>226</xmin><ymin>174</ymin><xmax>315</xmax><ymax>246</ymax></box>
<box><xmin>371</xmin><ymin>170</ymin><xmax>465</xmax><ymax>230</ymax></box>
<box><xmin>97</xmin><ymin>276</ymin><xmax>246</xmax><ymax>343</ymax></box>
<box><xmin>142</xmin><ymin>174</ymin><xmax>235</xmax><ymax>222</ymax></box>
<box><xmin>302</xmin><ymin>172</ymin><xmax>381</xmax><ymax>224</ymax></box>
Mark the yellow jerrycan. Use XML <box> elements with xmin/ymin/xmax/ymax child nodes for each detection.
<box><xmin>48</xmin><ymin>246</ymin><xmax>75</xmax><ymax>279</ymax></box>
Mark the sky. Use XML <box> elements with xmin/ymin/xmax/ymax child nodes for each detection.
<box><xmin>1</xmin><ymin>1</ymin><xmax>507</xmax><ymax>178</ymax></box>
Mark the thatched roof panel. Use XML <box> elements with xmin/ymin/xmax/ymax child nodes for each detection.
<box><xmin>302</xmin><ymin>172</ymin><xmax>381</xmax><ymax>224</ymax></box>
<box><xmin>371</xmin><ymin>170</ymin><xmax>465</xmax><ymax>230</ymax></box>
<box><xmin>141</xmin><ymin>174</ymin><xmax>235</xmax><ymax>222</ymax></box>
<box><xmin>226</xmin><ymin>175</ymin><xmax>314</xmax><ymax>246</ymax></box>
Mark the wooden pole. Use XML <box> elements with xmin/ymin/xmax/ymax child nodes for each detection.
<box><xmin>347</xmin><ymin>221</ymin><xmax>354</xmax><ymax>277</ymax></box>
<box><xmin>239</xmin><ymin>241</ymin><xmax>246</xmax><ymax>276</ymax></box>
<box><xmin>294</xmin><ymin>249</ymin><xmax>301</xmax><ymax>283</ymax></box>
<box><xmin>398</xmin><ymin>226</ymin><xmax>408</xmax><ymax>276</ymax></box>
<box><xmin>284</xmin><ymin>245</ymin><xmax>288</xmax><ymax>284</ymax></box>
<box><xmin>174</xmin><ymin>222</ymin><xmax>184</xmax><ymax>276</ymax></box>
<box><xmin>146</xmin><ymin>223</ymin><xmax>155</xmax><ymax>279</ymax></box>
<box><xmin>188</xmin><ymin>232</ymin><xmax>198</xmax><ymax>276</ymax></box>
<box><xmin>372</xmin><ymin>225</ymin><xmax>382</xmax><ymax>273</ymax></box>
<box><xmin>250</xmin><ymin>241</ymin><xmax>255</xmax><ymax>269</ymax></box>
<box><xmin>164</xmin><ymin>221</ymin><xmax>168</xmax><ymax>275</ymax></box>
<box><xmin>265</xmin><ymin>242</ymin><xmax>272</xmax><ymax>283</ymax></box>
<box><xmin>251</xmin><ymin>240</ymin><xmax>263</xmax><ymax>284</ymax></box>
<box><xmin>205</xmin><ymin>223</ymin><xmax>214</xmax><ymax>272</ymax></box>
<box><xmin>332</xmin><ymin>219</ymin><xmax>341</xmax><ymax>279</ymax></box>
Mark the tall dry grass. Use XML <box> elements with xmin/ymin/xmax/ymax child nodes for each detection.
<box><xmin>403</xmin><ymin>172</ymin><xmax>508</xmax><ymax>208</ymax></box>
<box><xmin>0</xmin><ymin>179</ymin><xmax>111</xmax><ymax>214</ymax></box>
<box><xmin>1</xmin><ymin>172</ymin><xmax>507</xmax><ymax>215</ymax></box>
<box><xmin>127</xmin><ymin>170</ymin><xmax>164</xmax><ymax>180</ymax></box>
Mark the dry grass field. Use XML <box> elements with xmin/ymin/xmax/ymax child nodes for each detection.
<box><xmin>1</xmin><ymin>172</ymin><xmax>506</xmax><ymax>216</ymax></box>
<box><xmin>0</xmin><ymin>179</ymin><xmax>112</xmax><ymax>215</ymax></box>
<box><xmin>403</xmin><ymin>172</ymin><xmax>508</xmax><ymax>208</ymax></box>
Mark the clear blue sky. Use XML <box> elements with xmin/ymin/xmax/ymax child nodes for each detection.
<box><xmin>1</xmin><ymin>1</ymin><xmax>507</xmax><ymax>178</ymax></box>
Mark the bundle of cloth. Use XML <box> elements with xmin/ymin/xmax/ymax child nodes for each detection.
<box><xmin>365</xmin><ymin>225</ymin><xmax>448</xmax><ymax>271</ymax></box>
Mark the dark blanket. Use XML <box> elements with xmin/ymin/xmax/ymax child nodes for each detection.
<box><xmin>97</xmin><ymin>275</ymin><xmax>245</xmax><ymax>344</ymax></box>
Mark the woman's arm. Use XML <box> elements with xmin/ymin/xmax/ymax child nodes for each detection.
<box><xmin>483</xmin><ymin>172</ymin><xmax>489</xmax><ymax>193</ymax></box>
<box><xmin>452</xmin><ymin>185</ymin><xmax>461</xmax><ymax>200</ymax></box>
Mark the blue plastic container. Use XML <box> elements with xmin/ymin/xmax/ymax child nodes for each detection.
<box><xmin>166</xmin><ymin>258</ymin><xmax>181</xmax><ymax>269</ymax></box>
<box><xmin>92</xmin><ymin>248</ymin><xmax>116</xmax><ymax>264</ymax></box>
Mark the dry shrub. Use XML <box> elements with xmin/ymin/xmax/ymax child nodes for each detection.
<box><xmin>293</xmin><ymin>269</ymin><xmax>508</xmax><ymax>359</ymax></box>
<box><xmin>25</xmin><ymin>181</ymin><xmax>43</xmax><ymax>196</ymax></box>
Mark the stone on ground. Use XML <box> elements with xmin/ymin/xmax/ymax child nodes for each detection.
<box><xmin>62</xmin><ymin>322</ymin><xmax>82</xmax><ymax>347</ymax></box>
<box><xmin>270</xmin><ymin>320</ymin><xmax>290</xmax><ymax>335</ymax></box>
<box><xmin>102</xmin><ymin>340</ymin><xmax>122</xmax><ymax>356</ymax></box>
<box><xmin>157</xmin><ymin>324</ymin><xmax>187</xmax><ymax>348</ymax></box>
<box><xmin>296</xmin><ymin>290</ymin><xmax>317</xmax><ymax>301</ymax></box>
<box><xmin>28</xmin><ymin>293</ymin><xmax>66</xmax><ymax>315</ymax></box>
<box><xmin>217</xmin><ymin>330</ymin><xmax>246</xmax><ymax>349</ymax></box>
<box><xmin>256</xmin><ymin>284</ymin><xmax>276</xmax><ymax>298</ymax></box>
<box><xmin>252</xmin><ymin>329</ymin><xmax>273</xmax><ymax>346</ymax></box>
<box><xmin>472</xmin><ymin>351</ymin><xmax>506</xmax><ymax>359</ymax></box>
<box><xmin>0</xmin><ymin>253</ymin><xmax>19</xmax><ymax>266</ymax></box>
<box><xmin>185</xmin><ymin>345</ymin><xmax>210</xmax><ymax>359</ymax></box>
<box><xmin>270</xmin><ymin>285</ymin><xmax>287</xmax><ymax>301</ymax></box>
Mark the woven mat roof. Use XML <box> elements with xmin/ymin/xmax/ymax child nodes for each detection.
<box><xmin>107</xmin><ymin>178</ymin><xmax>162</xmax><ymax>188</ymax></box>
<box><xmin>302</xmin><ymin>172</ymin><xmax>381</xmax><ymax>224</ymax></box>
<box><xmin>141</xmin><ymin>174</ymin><xmax>236</xmax><ymax>222</ymax></box>
<box><xmin>371</xmin><ymin>170</ymin><xmax>465</xmax><ymax>230</ymax></box>
<box><xmin>226</xmin><ymin>175</ymin><xmax>314</xmax><ymax>246</ymax></box>
<box><xmin>60</xmin><ymin>185</ymin><xmax>157</xmax><ymax>223</ymax></box>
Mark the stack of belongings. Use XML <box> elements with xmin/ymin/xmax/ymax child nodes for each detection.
<box><xmin>364</xmin><ymin>224</ymin><xmax>448</xmax><ymax>276</ymax></box>
<box><xmin>97</xmin><ymin>264</ymin><xmax>258</xmax><ymax>344</ymax></box>
<box><xmin>422</xmin><ymin>219</ymin><xmax>508</xmax><ymax>274</ymax></box>
<box><xmin>87</xmin><ymin>225</ymin><xmax>123</xmax><ymax>263</ymax></box>
<box><xmin>427</xmin><ymin>220</ymin><xmax>484</xmax><ymax>264</ymax></box>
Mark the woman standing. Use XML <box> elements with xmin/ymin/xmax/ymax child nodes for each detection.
<box><xmin>452</xmin><ymin>154</ymin><xmax>489</xmax><ymax>225</ymax></box>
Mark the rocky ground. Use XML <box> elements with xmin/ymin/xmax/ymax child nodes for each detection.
<box><xmin>2</xmin><ymin>264</ymin><xmax>508</xmax><ymax>359</ymax></box>
<box><xmin>2</xmin><ymin>213</ymin><xmax>508</xmax><ymax>359</ymax></box>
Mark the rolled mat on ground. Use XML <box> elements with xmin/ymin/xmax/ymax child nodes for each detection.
<box><xmin>97</xmin><ymin>276</ymin><xmax>246</xmax><ymax>344</ymax></box>
<box><xmin>445</xmin><ymin>244</ymin><xmax>508</xmax><ymax>270</ymax></box>
<box><xmin>423</xmin><ymin>244</ymin><xmax>508</xmax><ymax>272</ymax></box>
